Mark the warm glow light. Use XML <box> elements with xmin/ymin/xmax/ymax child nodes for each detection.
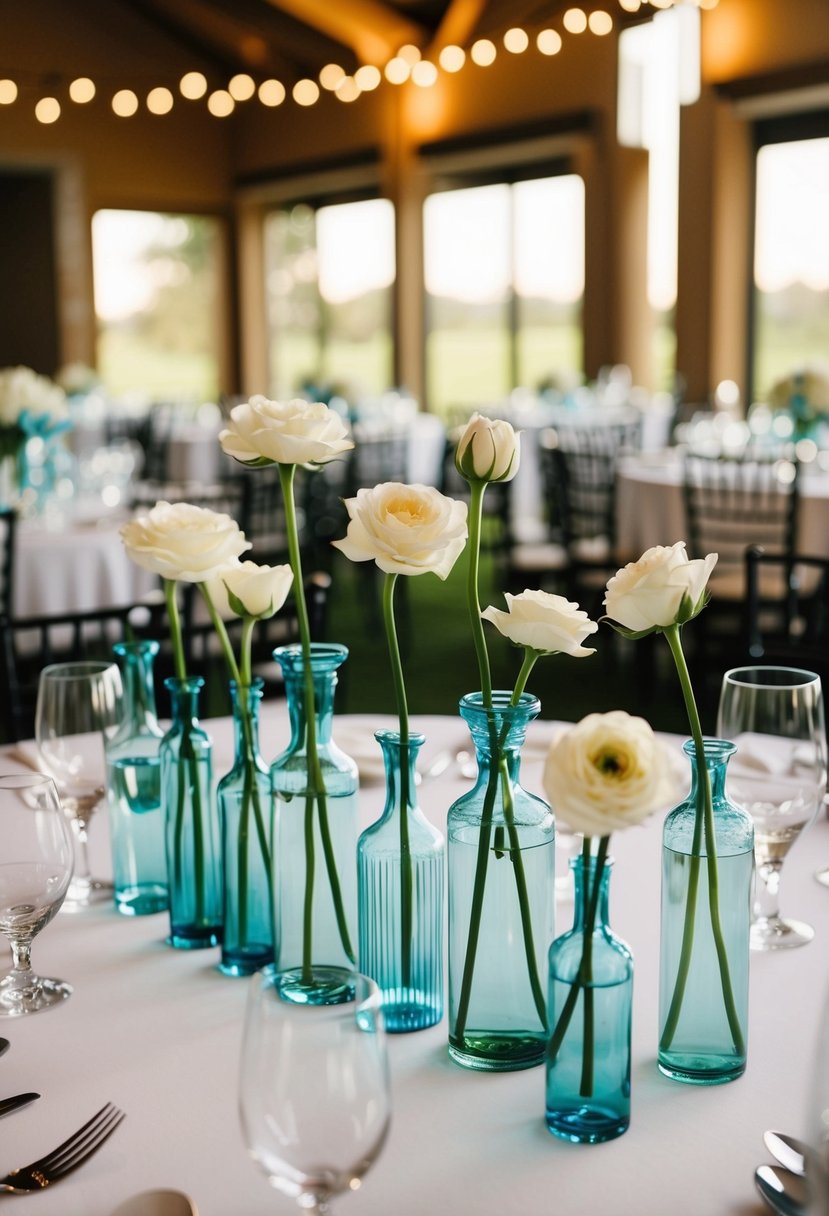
<box><xmin>354</xmin><ymin>64</ymin><xmax>381</xmax><ymax>90</ymax></box>
<box><xmin>69</xmin><ymin>77</ymin><xmax>95</xmax><ymax>103</ymax></box>
<box><xmin>112</xmin><ymin>89</ymin><xmax>138</xmax><ymax>117</ymax></box>
<box><xmin>651</xmin><ymin>0</ymin><xmax>673</xmax><ymax>8</ymax></box>
<box><xmin>398</xmin><ymin>43</ymin><xmax>421</xmax><ymax>65</ymax></box>
<box><xmin>698</xmin><ymin>0</ymin><xmax>719</xmax><ymax>8</ymax></box>
<box><xmin>537</xmin><ymin>29</ymin><xmax>563</xmax><ymax>54</ymax></box>
<box><xmin>228</xmin><ymin>73</ymin><xmax>255</xmax><ymax>101</ymax></box>
<box><xmin>384</xmin><ymin>57</ymin><xmax>410</xmax><ymax>84</ymax></box>
<box><xmin>180</xmin><ymin>71</ymin><xmax>207</xmax><ymax>100</ymax></box>
<box><xmin>588</xmin><ymin>10</ymin><xmax>613</xmax><ymax>34</ymax></box>
<box><xmin>147</xmin><ymin>86</ymin><xmax>174</xmax><ymax>114</ymax></box>
<box><xmin>618</xmin><ymin>0</ymin><xmax>641</xmax><ymax>10</ymax></box>
<box><xmin>411</xmin><ymin>60</ymin><xmax>438</xmax><ymax>87</ymax></box>
<box><xmin>35</xmin><ymin>96</ymin><xmax>60</xmax><ymax>123</ymax></box>
<box><xmin>258</xmin><ymin>79</ymin><xmax>286</xmax><ymax>106</ymax></box>
<box><xmin>470</xmin><ymin>39</ymin><xmax>496</xmax><ymax>66</ymax></box>
<box><xmin>335</xmin><ymin>76</ymin><xmax>360</xmax><ymax>102</ymax></box>
<box><xmin>0</xmin><ymin>80</ymin><xmax>18</xmax><ymax>105</ymax></box>
<box><xmin>319</xmin><ymin>63</ymin><xmax>345</xmax><ymax>90</ymax></box>
<box><xmin>503</xmin><ymin>28</ymin><xmax>529</xmax><ymax>53</ymax></box>
<box><xmin>439</xmin><ymin>45</ymin><xmax>465</xmax><ymax>72</ymax></box>
<box><xmin>563</xmin><ymin>9</ymin><xmax>588</xmax><ymax>33</ymax></box>
<box><xmin>293</xmin><ymin>79</ymin><xmax>319</xmax><ymax>106</ymax></box>
<box><xmin>207</xmin><ymin>89</ymin><xmax>234</xmax><ymax>117</ymax></box>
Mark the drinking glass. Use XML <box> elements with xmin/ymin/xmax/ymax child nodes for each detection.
<box><xmin>717</xmin><ymin>666</ymin><xmax>827</xmax><ymax>950</ymax></box>
<box><xmin>0</xmin><ymin>773</ymin><xmax>74</xmax><ymax>1016</ymax></box>
<box><xmin>240</xmin><ymin>968</ymin><xmax>392</xmax><ymax>1215</ymax></box>
<box><xmin>35</xmin><ymin>661</ymin><xmax>123</xmax><ymax>910</ymax></box>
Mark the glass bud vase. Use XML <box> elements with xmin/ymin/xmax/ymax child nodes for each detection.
<box><xmin>270</xmin><ymin>643</ymin><xmax>358</xmax><ymax>1004</ymax></box>
<box><xmin>160</xmin><ymin>676</ymin><xmax>223</xmax><ymax>950</ymax></box>
<box><xmin>218</xmin><ymin>679</ymin><xmax>274</xmax><ymax>978</ymax></box>
<box><xmin>448</xmin><ymin>691</ymin><xmax>555</xmax><ymax>1071</ymax></box>
<box><xmin>105</xmin><ymin>640</ymin><xmax>168</xmax><ymax>916</ymax></box>
<box><xmin>658</xmin><ymin>738</ymin><xmax>753</xmax><ymax>1084</ymax></box>
<box><xmin>546</xmin><ymin>856</ymin><xmax>633</xmax><ymax>1143</ymax></box>
<box><xmin>358</xmin><ymin>730</ymin><xmax>444</xmax><ymax>1032</ymax></box>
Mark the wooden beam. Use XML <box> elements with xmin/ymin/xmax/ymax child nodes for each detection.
<box><xmin>426</xmin><ymin>0</ymin><xmax>487</xmax><ymax>55</ymax></box>
<box><xmin>263</xmin><ymin>0</ymin><xmax>426</xmax><ymax>65</ymax></box>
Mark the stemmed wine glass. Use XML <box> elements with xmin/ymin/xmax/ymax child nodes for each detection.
<box><xmin>35</xmin><ymin>661</ymin><xmax>123</xmax><ymax>910</ymax></box>
<box><xmin>0</xmin><ymin>773</ymin><xmax>74</xmax><ymax>1016</ymax></box>
<box><xmin>240</xmin><ymin>968</ymin><xmax>392</xmax><ymax>1215</ymax></box>
<box><xmin>717</xmin><ymin>666</ymin><xmax>827</xmax><ymax>950</ymax></box>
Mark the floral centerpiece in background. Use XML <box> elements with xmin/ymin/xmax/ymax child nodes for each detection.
<box><xmin>768</xmin><ymin>364</ymin><xmax>829</xmax><ymax>440</ymax></box>
<box><xmin>0</xmin><ymin>365</ymin><xmax>70</xmax><ymax>507</ymax></box>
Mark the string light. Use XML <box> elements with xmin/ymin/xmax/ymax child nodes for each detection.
<box><xmin>258</xmin><ymin>79</ymin><xmax>286</xmax><ymax>106</ymax></box>
<box><xmin>207</xmin><ymin>89</ymin><xmax>234</xmax><ymax>116</ymax></box>
<box><xmin>228</xmin><ymin>73</ymin><xmax>255</xmax><ymax>101</ymax></box>
<box><xmin>335</xmin><ymin>76</ymin><xmax>361</xmax><ymax>102</ymax></box>
<box><xmin>0</xmin><ymin>80</ymin><xmax>18</xmax><ymax>104</ymax></box>
<box><xmin>320</xmin><ymin>64</ymin><xmax>345</xmax><ymax>90</ymax></box>
<box><xmin>439</xmin><ymin>45</ymin><xmax>465</xmax><ymax>72</ymax></box>
<box><xmin>147</xmin><ymin>86</ymin><xmax>174</xmax><ymax>114</ymax></box>
<box><xmin>35</xmin><ymin>96</ymin><xmax>60</xmax><ymax>123</ymax></box>
<box><xmin>179</xmin><ymin>71</ymin><xmax>207</xmax><ymax>100</ymax></box>
<box><xmin>292</xmin><ymin>79</ymin><xmax>319</xmax><ymax>106</ymax></box>
<box><xmin>112</xmin><ymin>89</ymin><xmax>138</xmax><ymax>117</ymax></box>
<box><xmin>354</xmin><ymin>65</ymin><xmax>381</xmax><ymax>90</ymax></box>
<box><xmin>588</xmin><ymin>11</ymin><xmax>614</xmax><ymax>33</ymax></box>
<box><xmin>504</xmin><ymin>28</ymin><xmax>529</xmax><ymax>53</ymax></box>
<box><xmin>411</xmin><ymin>60</ymin><xmax>438</xmax><ymax>87</ymax></box>
<box><xmin>563</xmin><ymin>9</ymin><xmax>588</xmax><ymax>33</ymax></box>
<box><xmin>69</xmin><ymin>77</ymin><xmax>95</xmax><ymax>103</ymax></box>
<box><xmin>384</xmin><ymin>57</ymin><xmax>410</xmax><ymax>84</ymax></box>
<box><xmin>470</xmin><ymin>39</ymin><xmax>496</xmax><ymax>66</ymax></box>
<box><xmin>398</xmin><ymin>44</ymin><xmax>421</xmax><ymax>66</ymax></box>
<box><xmin>537</xmin><ymin>29</ymin><xmax>563</xmax><ymax>54</ymax></box>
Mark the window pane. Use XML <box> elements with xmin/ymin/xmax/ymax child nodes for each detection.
<box><xmin>424</xmin><ymin>183</ymin><xmax>511</xmax><ymax>416</ymax></box>
<box><xmin>92</xmin><ymin>210</ymin><xmax>221</xmax><ymax>399</ymax></box>
<box><xmin>753</xmin><ymin>137</ymin><xmax>829</xmax><ymax>398</ymax></box>
<box><xmin>265</xmin><ymin>204</ymin><xmax>320</xmax><ymax>399</ymax></box>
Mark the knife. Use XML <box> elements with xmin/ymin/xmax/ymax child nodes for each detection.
<box><xmin>0</xmin><ymin>1093</ymin><xmax>39</xmax><ymax>1118</ymax></box>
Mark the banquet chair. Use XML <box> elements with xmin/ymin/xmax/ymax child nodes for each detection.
<box><xmin>130</xmin><ymin>476</ymin><xmax>250</xmax><ymax>526</ymax></box>
<box><xmin>0</xmin><ymin>508</ymin><xmax>16</xmax><ymax>621</ymax></box>
<box><xmin>744</xmin><ymin>546</ymin><xmax>829</xmax><ymax>697</ymax></box>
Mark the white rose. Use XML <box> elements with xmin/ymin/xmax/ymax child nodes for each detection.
<box><xmin>205</xmin><ymin>560</ymin><xmax>294</xmax><ymax>620</ymax></box>
<box><xmin>219</xmin><ymin>395</ymin><xmax>354</xmax><ymax>467</ymax></box>
<box><xmin>455</xmin><ymin>413</ymin><xmax>520</xmax><ymax>483</ymax></box>
<box><xmin>481</xmin><ymin>590</ymin><xmax>597</xmax><ymax>656</ymax></box>
<box><xmin>0</xmin><ymin>366</ymin><xmax>67</xmax><ymax>426</ymax></box>
<box><xmin>604</xmin><ymin>542</ymin><xmax>718</xmax><ymax>632</ymax></box>
<box><xmin>332</xmin><ymin>481</ymin><xmax>468</xmax><ymax>579</ymax></box>
<box><xmin>543</xmin><ymin>710</ymin><xmax>674</xmax><ymax>837</ymax></box>
<box><xmin>120</xmin><ymin>501</ymin><xmax>251</xmax><ymax>583</ymax></box>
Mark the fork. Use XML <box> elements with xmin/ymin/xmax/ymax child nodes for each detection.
<box><xmin>0</xmin><ymin>1102</ymin><xmax>125</xmax><ymax>1195</ymax></box>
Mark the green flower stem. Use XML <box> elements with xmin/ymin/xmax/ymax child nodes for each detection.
<box><xmin>579</xmin><ymin>837</ymin><xmax>596</xmax><ymax>1097</ymax></box>
<box><xmin>466</xmin><ymin>481</ymin><xmax>492</xmax><ymax>706</ymax></box>
<box><xmin>163</xmin><ymin>579</ymin><xmax>187</xmax><ymax>680</ymax></box>
<box><xmin>199</xmin><ymin>585</ymin><xmax>242</xmax><ymax>686</ymax></box>
<box><xmin>238</xmin><ymin>615</ymin><xmax>274</xmax><ymax>933</ymax></box>
<box><xmin>660</xmin><ymin>625</ymin><xmax>745</xmax><ymax>1056</ymax></box>
<box><xmin>302</xmin><ymin>790</ymin><xmax>316</xmax><ymax>983</ymax></box>
<box><xmin>279</xmin><ymin>463</ymin><xmax>355</xmax><ymax>969</ymax></box>
<box><xmin>382</xmin><ymin>573</ymin><xmax>413</xmax><ymax>988</ymax></box>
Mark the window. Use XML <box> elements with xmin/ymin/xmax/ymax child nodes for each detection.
<box><xmin>264</xmin><ymin>197</ymin><xmax>395</xmax><ymax>400</ymax></box>
<box><xmin>92</xmin><ymin>210</ymin><xmax>222</xmax><ymax>399</ymax></box>
<box><xmin>423</xmin><ymin>176</ymin><xmax>584</xmax><ymax>417</ymax></box>
<box><xmin>752</xmin><ymin>132</ymin><xmax>829</xmax><ymax>400</ymax></box>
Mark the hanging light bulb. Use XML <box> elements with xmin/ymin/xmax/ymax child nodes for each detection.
<box><xmin>335</xmin><ymin>76</ymin><xmax>361</xmax><ymax>102</ymax></box>
<box><xmin>228</xmin><ymin>74</ymin><xmax>255</xmax><ymax>101</ymax></box>
<box><xmin>0</xmin><ymin>80</ymin><xmax>18</xmax><ymax>105</ymax></box>
<box><xmin>411</xmin><ymin>60</ymin><xmax>438</xmax><ymax>87</ymax></box>
<box><xmin>563</xmin><ymin>9</ymin><xmax>588</xmax><ymax>33</ymax></box>
<box><xmin>537</xmin><ymin>29</ymin><xmax>563</xmax><ymax>55</ymax></box>
<box><xmin>320</xmin><ymin>64</ymin><xmax>346</xmax><ymax>90</ymax></box>
<box><xmin>180</xmin><ymin>71</ymin><xmax>208</xmax><ymax>99</ymax></box>
<box><xmin>147</xmin><ymin>87</ymin><xmax>174</xmax><ymax>114</ymax></box>
<box><xmin>258</xmin><ymin>79</ymin><xmax>286</xmax><ymax>106</ymax></box>
<box><xmin>470</xmin><ymin>39</ymin><xmax>496</xmax><ymax>66</ymax></box>
<box><xmin>503</xmin><ymin>28</ymin><xmax>529</xmax><ymax>53</ymax></box>
<box><xmin>588</xmin><ymin>11</ymin><xmax>613</xmax><ymax>34</ymax></box>
<box><xmin>35</xmin><ymin>97</ymin><xmax>60</xmax><ymax>123</ymax></box>
<box><xmin>207</xmin><ymin>89</ymin><xmax>234</xmax><ymax>116</ymax></box>
<box><xmin>439</xmin><ymin>45</ymin><xmax>465</xmax><ymax>72</ymax></box>
<box><xmin>385</xmin><ymin>57</ymin><xmax>411</xmax><ymax>84</ymax></box>
<box><xmin>112</xmin><ymin>90</ymin><xmax>138</xmax><ymax>117</ymax></box>
<box><xmin>69</xmin><ymin>77</ymin><xmax>95</xmax><ymax>103</ymax></box>
<box><xmin>292</xmin><ymin>79</ymin><xmax>320</xmax><ymax>106</ymax></box>
<box><xmin>354</xmin><ymin>65</ymin><xmax>381</xmax><ymax>91</ymax></box>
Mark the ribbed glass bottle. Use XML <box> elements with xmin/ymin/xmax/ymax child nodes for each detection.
<box><xmin>658</xmin><ymin>738</ymin><xmax>753</xmax><ymax>1084</ymax></box>
<box><xmin>448</xmin><ymin>691</ymin><xmax>555</xmax><ymax>1071</ymax></box>
<box><xmin>161</xmin><ymin>676</ymin><xmax>222</xmax><ymax>950</ymax></box>
<box><xmin>218</xmin><ymin>679</ymin><xmax>273</xmax><ymax>977</ymax></box>
<box><xmin>270</xmin><ymin>643</ymin><xmax>358</xmax><ymax>1005</ymax></box>
<box><xmin>105</xmin><ymin>640</ymin><xmax>168</xmax><ymax>916</ymax></box>
<box><xmin>358</xmin><ymin>730</ymin><xmax>444</xmax><ymax>1032</ymax></box>
<box><xmin>546</xmin><ymin>856</ymin><xmax>633</xmax><ymax>1143</ymax></box>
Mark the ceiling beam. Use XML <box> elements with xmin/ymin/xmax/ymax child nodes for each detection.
<box><xmin>426</xmin><ymin>0</ymin><xmax>488</xmax><ymax>55</ymax></box>
<box><xmin>263</xmin><ymin>0</ymin><xmax>427</xmax><ymax>65</ymax></box>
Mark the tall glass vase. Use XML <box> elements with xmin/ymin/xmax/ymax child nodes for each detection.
<box><xmin>218</xmin><ymin>679</ymin><xmax>273</xmax><ymax>977</ymax></box>
<box><xmin>161</xmin><ymin>676</ymin><xmax>222</xmax><ymax>950</ymax></box>
<box><xmin>546</xmin><ymin>856</ymin><xmax>633</xmax><ymax>1143</ymax></box>
<box><xmin>358</xmin><ymin>730</ymin><xmax>444</xmax><ymax>1032</ymax></box>
<box><xmin>658</xmin><ymin>739</ymin><xmax>753</xmax><ymax>1084</ymax></box>
<box><xmin>105</xmin><ymin>640</ymin><xmax>168</xmax><ymax>916</ymax></box>
<box><xmin>448</xmin><ymin>691</ymin><xmax>555</xmax><ymax>1071</ymax></box>
<box><xmin>270</xmin><ymin>643</ymin><xmax>358</xmax><ymax>1004</ymax></box>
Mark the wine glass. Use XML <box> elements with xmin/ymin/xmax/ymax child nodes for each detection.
<box><xmin>35</xmin><ymin>661</ymin><xmax>123</xmax><ymax>910</ymax></box>
<box><xmin>0</xmin><ymin>773</ymin><xmax>74</xmax><ymax>1016</ymax></box>
<box><xmin>717</xmin><ymin>665</ymin><xmax>827</xmax><ymax>951</ymax></box>
<box><xmin>240</xmin><ymin>967</ymin><xmax>392</xmax><ymax>1215</ymax></box>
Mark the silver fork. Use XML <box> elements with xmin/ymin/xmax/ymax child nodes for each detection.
<box><xmin>0</xmin><ymin>1102</ymin><xmax>125</xmax><ymax>1195</ymax></box>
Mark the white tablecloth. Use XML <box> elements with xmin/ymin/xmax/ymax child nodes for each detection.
<box><xmin>0</xmin><ymin>707</ymin><xmax>826</xmax><ymax>1216</ymax></box>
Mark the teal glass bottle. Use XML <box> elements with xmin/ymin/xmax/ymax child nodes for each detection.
<box><xmin>105</xmin><ymin>640</ymin><xmax>168</xmax><ymax>916</ymax></box>
<box><xmin>658</xmin><ymin>738</ymin><xmax>753</xmax><ymax>1084</ymax></box>
<box><xmin>160</xmin><ymin>675</ymin><xmax>222</xmax><ymax>950</ymax></box>
<box><xmin>270</xmin><ymin>643</ymin><xmax>358</xmax><ymax>1005</ymax></box>
<box><xmin>447</xmin><ymin>691</ymin><xmax>555</xmax><ymax>1071</ymax></box>
<box><xmin>546</xmin><ymin>856</ymin><xmax>633</xmax><ymax>1143</ymax></box>
<box><xmin>358</xmin><ymin>730</ymin><xmax>444</xmax><ymax>1032</ymax></box>
<box><xmin>218</xmin><ymin>679</ymin><xmax>274</xmax><ymax>977</ymax></box>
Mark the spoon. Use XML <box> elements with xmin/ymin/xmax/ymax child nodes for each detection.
<box><xmin>764</xmin><ymin>1130</ymin><xmax>811</xmax><ymax>1178</ymax></box>
<box><xmin>755</xmin><ymin>1164</ymin><xmax>810</xmax><ymax>1216</ymax></box>
<box><xmin>110</xmin><ymin>1190</ymin><xmax>198</xmax><ymax>1216</ymax></box>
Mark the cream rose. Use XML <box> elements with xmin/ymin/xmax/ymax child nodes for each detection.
<box><xmin>604</xmin><ymin>542</ymin><xmax>718</xmax><ymax>632</ymax></box>
<box><xmin>543</xmin><ymin>710</ymin><xmax>674</xmax><ymax>837</ymax></box>
<box><xmin>454</xmin><ymin>413</ymin><xmax>520</xmax><ymax>483</ymax></box>
<box><xmin>205</xmin><ymin>560</ymin><xmax>294</xmax><ymax>620</ymax></box>
<box><xmin>332</xmin><ymin>481</ymin><xmax>468</xmax><ymax>579</ymax></box>
<box><xmin>120</xmin><ymin>501</ymin><xmax>251</xmax><ymax>583</ymax></box>
<box><xmin>481</xmin><ymin>590</ymin><xmax>597</xmax><ymax>656</ymax></box>
<box><xmin>219</xmin><ymin>395</ymin><xmax>354</xmax><ymax>467</ymax></box>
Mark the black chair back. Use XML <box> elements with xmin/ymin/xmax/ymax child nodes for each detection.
<box><xmin>745</xmin><ymin>545</ymin><xmax>829</xmax><ymax>680</ymax></box>
<box><xmin>0</xmin><ymin>508</ymin><xmax>16</xmax><ymax>621</ymax></box>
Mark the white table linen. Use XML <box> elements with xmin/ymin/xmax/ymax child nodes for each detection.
<box><xmin>0</xmin><ymin>706</ymin><xmax>826</xmax><ymax>1216</ymax></box>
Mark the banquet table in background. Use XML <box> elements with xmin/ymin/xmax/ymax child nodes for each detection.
<box><xmin>0</xmin><ymin>706</ymin><xmax>825</xmax><ymax>1216</ymax></box>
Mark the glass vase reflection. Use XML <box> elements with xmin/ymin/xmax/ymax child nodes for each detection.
<box><xmin>358</xmin><ymin>730</ymin><xmax>444</xmax><ymax>1031</ymax></box>
<box><xmin>546</xmin><ymin>856</ymin><xmax>632</xmax><ymax>1143</ymax></box>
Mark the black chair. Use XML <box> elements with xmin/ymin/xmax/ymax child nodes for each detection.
<box><xmin>0</xmin><ymin>508</ymin><xmax>16</xmax><ymax>620</ymax></box>
<box><xmin>130</xmin><ymin>476</ymin><xmax>250</xmax><ymax>525</ymax></box>
<box><xmin>344</xmin><ymin>426</ymin><xmax>409</xmax><ymax>496</ymax></box>
<box><xmin>745</xmin><ymin>545</ymin><xmax>829</xmax><ymax>686</ymax></box>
